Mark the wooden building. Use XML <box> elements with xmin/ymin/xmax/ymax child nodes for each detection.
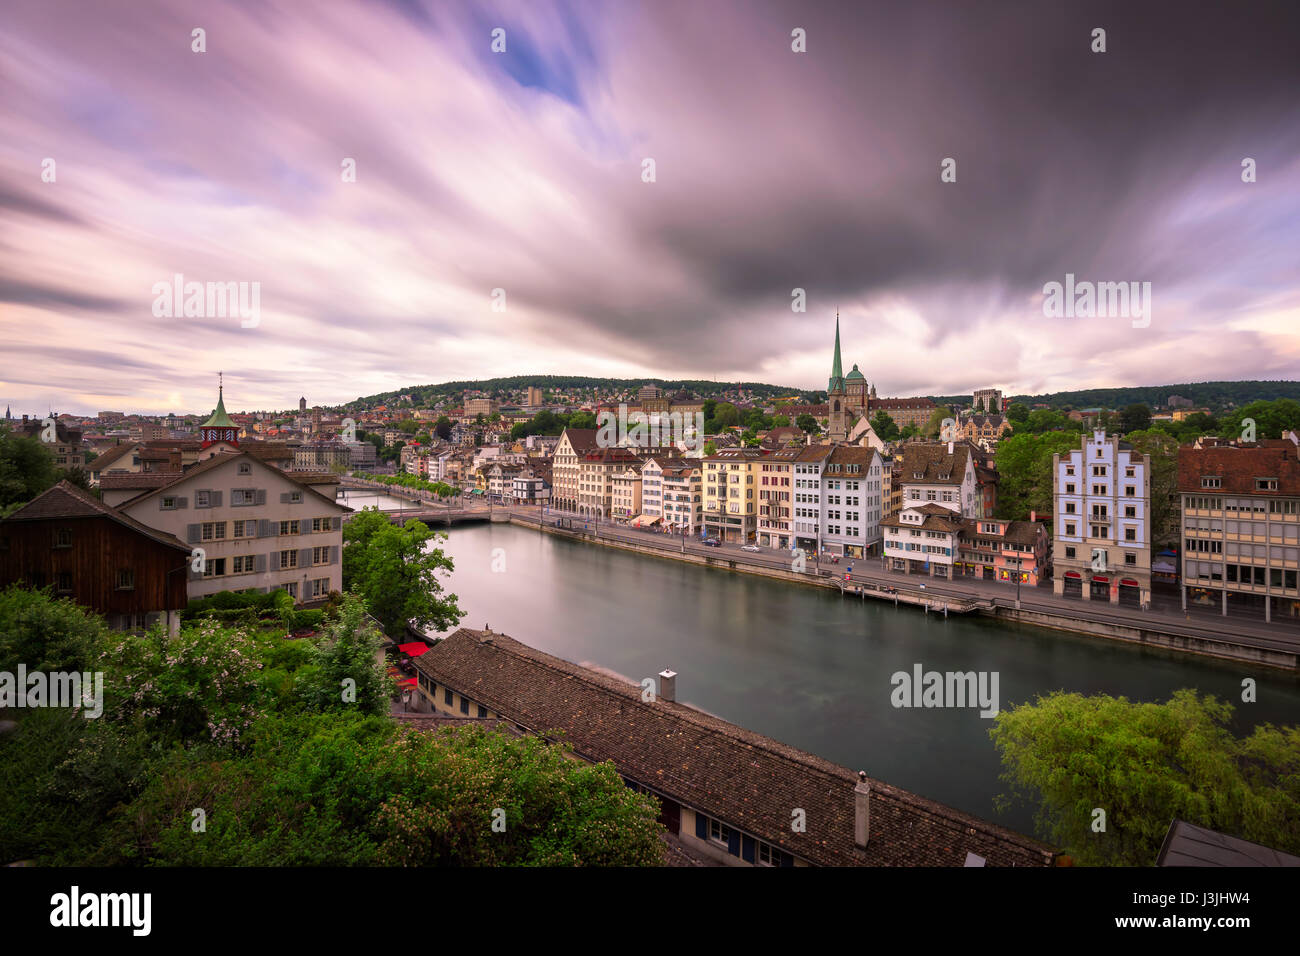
<box><xmin>0</xmin><ymin>481</ymin><xmax>191</xmax><ymax>635</ymax></box>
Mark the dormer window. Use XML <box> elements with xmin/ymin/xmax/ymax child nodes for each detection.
<box><xmin>238</xmin><ymin>463</ymin><xmax>251</xmax><ymax>475</ymax></box>
<box><xmin>1256</xmin><ymin>478</ymin><xmax>1278</xmax><ymax>492</ymax></box>
<box><xmin>1201</xmin><ymin>477</ymin><xmax>1220</xmax><ymax>489</ymax></box>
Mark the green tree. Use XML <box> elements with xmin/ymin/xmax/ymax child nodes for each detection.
<box><xmin>0</xmin><ymin>427</ymin><xmax>59</xmax><ymax>511</ymax></box>
<box><xmin>1119</xmin><ymin>403</ymin><xmax>1152</xmax><ymax>434</ymax></box>
<box><xmin>713</xmin><ymin>403</ymin><xmax>740</xmax><ymax>428</ymax></box>
<box><xmin>295</xmin><ymin>593</ymin><xmax>391</xmax><ymax>716</ymax></box>
<box><xmin>342</xmin><ymin>508</ymin><xmax>463</xmax><ymax>639</ymax></box>
<box><xmin>568</xmin><ymin>411</ymin><xmax>598</xmax><ymax>430</ymax></box>
<box><xmin>795</xmin><ymin>413</ymin><xmax>819</xmax><ymax>434</ymax></box>
<box><xmin>993</xmin><ymin>431</ymin><xmax>1080</xmax><ymax>521</ymax></box>
<box><xmin>771</xmin><ymin>415</ymin><xmax>791</xmax><ymax>428</ymax></box>
<box><xmin>434</xmin><ymin>416</ymin><xmax>453</xmax><ymax>440</ymax></box>
<box><xmin>923</xmin><ymin>406</ymin><xmax>954</xmax><ymax>439</ymax></box>
<box><xmin>703</xmin><ymin>440</ymin><xmax>717</xmax><ymax>456</ymax></box>
<box><xmin>991</xmin><ymin>689</ymin><xmax>1300</xmax><ymax>866</ymax></box>
<box><xmin>870</xmin><ymin>411</ymin><xmax>900</xmax><ymax>442</ymax></box>
<box><xmin>1006</xmin><ymin>402</ymin><xmax>1030</xmax><ymax>426</ymax></box>
<box><xmin>0</xmin><ymin>585</ymin><xmax>109</xmax><ymax>675</ymax></box>
<box><xmin>1125</xmin><ymin>429</ymin><xmax>1181</xmax><ymax>547</ymax></box>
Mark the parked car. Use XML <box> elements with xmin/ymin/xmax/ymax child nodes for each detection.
<box><xmin>741</xmin><ymin>544</ymin><xmax>760</xmax><ymax>552</ymax></box>
<box><xmin>703</xmin><ymin>537</ymin><xmax>722</xmax><ymax>547</ymax></box>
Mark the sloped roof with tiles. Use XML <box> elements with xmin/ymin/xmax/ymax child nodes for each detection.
<box><xmin>413</xmin><ymin>628</ymin><xmax>1055</xmax><ymax>868</ymax></box>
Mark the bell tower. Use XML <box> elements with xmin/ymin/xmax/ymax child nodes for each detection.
<box><xmin>827</xmin><ymin>314</ymin><xmax>848</xmax><ymax>443</ymax></box>
<box><xmin>200</xmin><ymin>372</ymin><xmax>239</xmax><ymax>448</ymax></box>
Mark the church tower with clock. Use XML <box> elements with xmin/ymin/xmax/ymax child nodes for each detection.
<box><xmin>199</xmin><ymin>373</ymin><xmax>239</xmax><ymax>448</ymax></box>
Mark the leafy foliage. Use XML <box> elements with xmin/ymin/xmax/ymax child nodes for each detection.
<box><xmin>991</xmin><ymin>689</ymin><xmax>1300</xmax><ymax>866</ymax></box>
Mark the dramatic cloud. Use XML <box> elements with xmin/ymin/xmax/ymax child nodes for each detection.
<box><xmin>1</xmin><ymin>0</ymin><xmax>1297</xmax><ymax>414</ymax></box>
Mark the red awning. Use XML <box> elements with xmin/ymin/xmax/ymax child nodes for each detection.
<box><xmin>398</xmin><ymin>677</ymin><xmax>417</xmax><ymax>686</ymax></box>
<box><xmin>1121</xmin><ymin>579</ymin><xmax>1140</xmax><ymax>586</ymax></box>
<box><xmin>1064</xmin><ymin>571</ymin><xmax>1082</xmax><ymax>578</ymax></box>
<box><xmin>1092</xmin><ymin>576</ymin><xmax>1109</xmax><ymax>583</ymax></box>
<box><xmin>397</xmin><ymin>642</ymin><xmax>430</xmax><ymax>656</ymax></box>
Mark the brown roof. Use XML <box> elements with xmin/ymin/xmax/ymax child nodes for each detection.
<box><xmin>824</xmin><ymin>445</ymin><xmax>876</xmax><ymax>475</ymax></box>
<box><xmin>795</xmin><ymin>444</ymin><xmax>834</xmax><ymax>463</ymax></box>
<box><xmin>241</xmin><ymin>441</ymin><xmax>294</xmax><ymax>461</ymax></box>
<box><xmin>99</xmin><ymin>471</ymin><xmax>182</xmax><ymax>491</ymax></box>
<box><xmin>872</xmin><ymin>397</ymin><xmax>936</xmax><ymax>410</ymax></box>
<box><xmin>1177</xmin><ymin>444</ymin><xmax>1300</xmax><ymax>496</ymax></box>
<box><xmin>413</xmin><ymin>629</ymin><xmax>1055</xmax><ymax>868</ymax></box>
<box><xmin>959</xmin><ymin>517</ymin><xmax>1044</xmax><ymax>547</ymax></box>
<box><xmin>881</xmin><ymin>503</ymin><xmax>964</xmax><ymax>533</ymax></box>
<box><xmin>88</xmin><ymin>442</ymin><xmax>139</xmax><ymax>473</ymax></box>
<box><xmin>117</xmin><ymin>450</ymin><xmax>349</xmax><ymax>511</ymax></box>
<box><xmin>561</xmin><ymin>428</ymin><xmax>600</xmax><ymax>453</ymax></box>
<box><xmin>1</xmin><ymin>480</ymin><xmax>190</xmax><ymax>552</ymax></box>
<box><xmin>899</xmin><ymin>443</ymin><xmax>972</xmax><ymax>485</ymax></box>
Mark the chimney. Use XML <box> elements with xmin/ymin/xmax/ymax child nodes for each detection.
<box><xmin>1030</xmin><ymin>510</ymin><xmax>1036</xmax><ymax>523</ymax></box>
<box><xmin>947</xmin><ymin>441</ymin><xmax>954</xmax><ymax>454</ymax></box>
<box><xmin>854</xmin><ymin>771</ymin><xmax>870</xmax><ymax>848</ymax></box>
<box><xmin>658</xmin><ymin>669</ymin><xmax>676</xmax><ymax>703</ymax></box>
<box><xmin>169</xmin><ymin>447</ymin><xmax>182</xmax><ymax>471</ymax></box>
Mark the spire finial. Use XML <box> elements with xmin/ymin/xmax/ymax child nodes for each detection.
<box><xmin>218</xmin><ymin>370</ymin><xmax>223</xmax><ymax>398</ymax></box>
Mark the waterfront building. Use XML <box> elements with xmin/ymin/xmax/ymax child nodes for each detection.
<box><xmin>640</xmin><ymin>456</ymin><xmax>671</xmax><ymax>521</ymax></box>
<box><xmin>552</xmin><ymin>428</ymin><xmax>599</xmax><ymax>513</ymax></box>
<box><xmin>757</xmin><ymin>447</ymin><xmax>798</xmax><ymax>548</ymax></box>
<box><xmin>1176</xmin><ymin>441</ymin><xmax>1300</xmax><ymax>623</ymax></box>
<box><xmin>0</xmin><ymin>480</ymin><xmax>190</xmax><ymax>636</ymax></box>
<box><xmin>897</xmin><ymin>442</ymin><xmax>979</xmax><ymax>518</ymax></box>
<box><xmin>410</xmin><ymin>627</ymin><xmax>1055</xmax><ymax>868</ymax></box>
<box><xmin>611</xmin><ymin>466</ymin><xmax>643</xmax><ymax>522</ymax></box>
<box><xmin>881</xmin><ymin>503</ymin><xmax>962</xmax><ymax>578</ymax></box>
<box><xmin>1052</xmin><ymin>430</ymin><xmax>1151</xmax><ymax>607</ymax></box>
<box><xmin>703</xmin><ymin>447</ymin><xmax>766</xmax><ymax>543</ymax></box>
<box><xmin>792</xmin><ymin>445</ymin><xmax>833</xmax><ymax>553</ymax></box>
<box><xmin>819</xmin><ymin>446</ymin><xmax>884</xmax><ymax>559</ymax></box>
<box><xmin>955</xmin><ymin>517</ymin><xmax>1050</xmax><ymax>586</ymax></box>
<box><xmin>659</xmin><ymin>460</ymin><xmax>703</xmax><ymax>534</ymax></box>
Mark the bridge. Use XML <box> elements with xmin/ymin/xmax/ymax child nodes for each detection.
<box><xmin>335</xmin><ymin>476</ymin><xmax>505</xmax><ymax>526</ymax></box>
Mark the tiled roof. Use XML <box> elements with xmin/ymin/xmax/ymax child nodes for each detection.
<box><xmin>99</xmin><ymin>472</ymin><xmax>181</xmax><ymax>491</ymax></box>
<box><xmin>871</xmin><ymin>397</ymin><xmax>936</xmax><ymax>409</ymax></box>
<box><xmin>413</xmin><ymin>629</ymin><xmax>1055</xmax><ymax>868</ymax></box>
<box><xmin>0</xmin><ymin>480</ymin><xmax>190</xmax><ymax>552</ymax></box>
<box><xmin>825</xmin><ymin>445</ymin><xmax>876</xmax><ymax>474</ymax></box>
<box><xmin>959</xmin><ymin>517</ymin><xmax>1043</xmax><ymax>547</ymax></box>
<box><xmin>899</xmin><ymin>443</ymin><xmax>971</xmax><ymax>485</ymax></box>
<box><xmin>561</xmin><ymin>428</ymin><xmax>600</xmax><ymax>453</ymax></box>
<box><xmin>1177</xmin><ymin>444</ymin><xmax>1300</xmax><ymax>495</ymax></box>
<box><xmin>88</xmin><ymin>443</ymin><xmax>139</xmax><ymax>472</ymax></box>
<box><xmin>117</xmin><ymin>450</ymin><xmax>349</xmax><ymax>511</ymax></box>
<box><xmin>882</xmin><ymin>503</ymin><xmax>964</xmax><ymax>533</ymax></box>
<box><xmin>392</xmin><ymin>713</ymin><xmax>523</xmax><ymax>737</ymax></box>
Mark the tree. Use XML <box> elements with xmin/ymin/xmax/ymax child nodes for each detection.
<box><xmin>295</xmin><ymin>594</ymin><xmax>391</xmax><ymax>716</ymax></box>
<box><xmin>991</xmin><ymin>689</ymin><xmax>1300</xmax><ymax>866</ymax></box>
<box><xmin>713</xmin><ymin>403</ymin><xmax>740</xmax><ymax>428</ymax></box>
<box><xmin>771</xmin><ymin>415</ymin><xmax>790</xmax><ymax>428</ymax></box>
<box><xmin>993</xmin><ymin>431</ymin><xmax>1080</xmax><ymax>521</ymax></box>
<box><xmin>342</xmin><ymin>508</ymin><xmax>463</xmax><ymax>639</ymax></box>
<box><xmin>703</xmin><ymin>440</ymin><xmax>717</xmax><ymax>456</ymax></box>
<box><xmin>1006</xmin><ymin>403</ymin><xmax>1030</xmax><ymax>426</ymax></box>
<box><xmin>1125</xmin><ymin>429</ymin><xmax>1180</xmax><ymax>547</ymax></box>
<box><xmin>568</xmin><ymin>411</ymin><xmax>597</xmax><ymax>430</ymax></box>
<box><xmin>0</xmin><ymin>427</ymin><xmax>59</xmax><ymax>511</ymax></box>
<box><xmin>434</xmin><ymin>416</ymin><xmax>453</xmax><ymax>440</ymax></box>
<box><xmin>795</xmin><ymin>413</ymin><xmax>819</xmax><ymax>434</ymax></box>
<box><xmin>1119</xmin><ymin>403</ymin><xmax>1152</xmax><ymax>434</ymax></box>
<box><xmin>870</xmin><ymin>411</ymin><xmax>899</xmax><ymax>442</ymax></box>
<box><xmin>396</xmin><ymin>419</ymin><xmax>420</xmax><ymax>435</ymax></box>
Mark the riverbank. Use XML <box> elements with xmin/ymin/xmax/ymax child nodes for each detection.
<box><xmin>508</xmin><ymin>513</ymin><xmax>1300</xmax><ymax>672</ymax></box>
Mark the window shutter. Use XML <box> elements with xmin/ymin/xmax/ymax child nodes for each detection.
<box><xmin>260</xmin><ymin>519</ymin><xmax>274</xmax><ymax>536</ymax></box>
<box><xmin>187</xmin><ymin>564</ymin><xmax>202</xmax><ymax>582</ymax></box>
<box><xmin>332</xmin><ymin>516</ymin><xmax>342</xmax><ymax>531</ymax></box>
<box><xmin>329</xmin><ymin>546</ymin><xmax>339</xmax><ymax>565</ymax></box>
<box><xmin>177</xmin><ymin>496</ymin><xmax>188</xmax><ymax>508</ymax></box>
<box><xmin>210</xmin><ymin>490</ymin><xmax>222</xmax><ymax>507</ymax></box>
<box><xmin>280</xmin><ymin>492</ymin><xmax>290</xmax><ymax>504</ymax></box>
<box><xmin>244</xmin><ymin>520</ymin><xmax>257</xmax><ymax>539</ymax></box>
<box><xmin>255</xmin><ymin>489</ymin><xmax>266</xmax><ymax>505</ymax></box>
<box><xmin>298</xmin><ymin>547</ymin><xmax>312</xmax><ymax>568</ymax></box>
<box><xmin>727</xmin><ymin>829</ymin><xmax>740</xmax><ymax>857</ymax></box>
<box><xmin>780</xmin><ymin>851</ymin><xmax>795</xmax><ymax>868</ymax></box>
<box><xmin>254</xmin><ymin>554</ymin><xmax>266</xmax><ymax>573</ymax></box>
<box><xmin>186</xmin><ymin>523</ymin><xmax>201</xmax><ymax>543</ymax></box>
<box><xmin>695</xmin><ymin>813</ymin><xmax>708</xmax><ymax>840</ymax></box>
<box><xmin>742</xmin><ymin>836</ymin><xmax>755</xmax><ymax>864</ymax></box>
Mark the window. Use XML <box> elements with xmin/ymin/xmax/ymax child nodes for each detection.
<box><xmin>1065</xmin><ymin>546</ymin><xmax>1076</xmax><ymax>559</ymax></box>
<box><xmin>233</xmin><ymin>520</ymin><xmax>250</xmax><ymax>537</ymax></box>
<box><xmin>56</xmin><ymin>572</ymin><xmax>73</xmax><ymax>594</ymax></box>
<box><xmin>477</xmin><ymin>704</ymin><xmax>488</xmax><ymax>718</ymax></box>
<box><xmin>709</xmin><ymin>819</ymin><xmax>732</xmax><ymax>846</ymax></box>
<box><xmin>238</xmin><ymin>463</ymin><xmax>252</xmax><ymax>475</ymax></box>
<box><xmin>1066</xmin><ymin>523</ymin><xmax>1076</xmax><ymax>536</ymax></box>
<box><xmin>161</xmin><ymin>496</ymin><xmax>178</xmax><ymax>510</ymax></box>
<box><xmin>232</xmin><ymin>489</ymin><xmax>254</xmax><ymax>506</ymax></box>
<box><xmin>232</xmin><ymin>555</ymin><xmax>255</xmax><ymax>574</ymax></box>
<box><xmin>1065</xmin><ymin>502</ymin><xmax>1076</xmax><ymax>514</ymax></box>
<box><xmin>1125</xmin><ymin>553</ymin><xmax>1137</xmax><ymax>565</ymax></box>
<box><xmin>311</xmin><ymin>577</ymin><xmax>329</xmax><ymax>598</ymax></box>
<box><xmin>459</xmin><ymin>696</ymin><xmax>469</xmax><ymax>715</ymax></box>
<box><xmin>1065</xmin><ymin>483</ymin><xmax>1075</xmax><ymax>494</ymax></box>
<box><xmin>279</xmin><ymin>520</ymin><xmax>300</xmax><ymax>536</ymax></box>
<box><xmin>1257</xmin><ymin>478</ymin><xmax>1279</xmax><ymax>492</ymax></box>
<box><xmin>284</xmin><ymin>581</ymin><xmax>298</xmax><ymax>599</ymax></box>
<box><xmin>279</xmin><ymin>550</ymin><xmax>298</xmax><ymax>569</ymax></box>
<box><xmin>288</xmin><ymin>491</ymin><xmax>303</xmax><ymax>503</ymax></box>
<box><xmin>201</xmin><ymin>558</ymin><xmax>227</xmax><ymax>578</ymax></box>
<box><xmin>1202</xmin><ymin>477</ymin><xmax>1221</xmax><ymax>489</ymax></box>
<box><xmin>444</xmin><ymin>688</ymin><xmax>453</xmax><ymax>706</ymax></box>
<box><xmin>201</xmin><ymin>521</ymin><xmax>227</xmax><ymax>541</ymax></box>
<box><xmin>1125</xmin><ymin>528</ymin><xmax>1136</xmax><ymax>541</ymax></box>
<box><xmin>54</xmin><ymin>528</ymin><xmax>72</xmax><ymax>548</ymax></box>
<box><xmin>195</xmin><ymin>490</ymin><xmax>210</xmax><ymax>508</ymax></box>
<box><xmin>116</xmin><ymin>568</ymin><xmax>135</xmax><ymax>590</ymax></box>
<box><xmin>1125</xmin><ymin>506</ymin><xmax>1136</xmax><ymax>518</ymax></box>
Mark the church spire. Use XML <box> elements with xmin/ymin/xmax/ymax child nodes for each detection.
<box><xmin>828</xmin><ymin>312</ymin><xmax>844</xmax><ymax>394</ymax></box>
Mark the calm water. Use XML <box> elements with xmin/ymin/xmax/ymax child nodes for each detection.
<box><xmin>418</xmin><ymin>522</ymin><xmax>1299</xmax><ymax>838</ymax></box>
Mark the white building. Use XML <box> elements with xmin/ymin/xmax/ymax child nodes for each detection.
<box><xmin>659</xmin><ymin>461</ymin><xmax>702</xmax><ymax>534</ymax></box>
<box><xmin>1052</xmin><ymin>430</ymin><xmax>1151</xmax><ymax>607</ymax></box>
<box><xmin>792</xmin><ymin>445</ymin><xmax>833</xmax><ymax>553</ymax></box>
<box><xmin>882</xmin><ymin>503</ymin><xmax>963</xmax><ymax>578</ymax></box>
<box><xmin>819</xmin><ymin>446</ymin><xmax>884</xmax><ymax>559</ymax></box>
<box><xmin>897</xmin><ymin>442</ymin><xmax>978</xmax><ymax>518</ymax></box>
<box><xmin>115</xmin><ymin>450</ymin><xmax>349</xmax><ymax>604</ymax></box>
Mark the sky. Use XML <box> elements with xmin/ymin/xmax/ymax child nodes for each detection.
<box><xmin>2</xmin><ymin>0</ymin><xmax>1299</xmax><ymax>416</ymax></box>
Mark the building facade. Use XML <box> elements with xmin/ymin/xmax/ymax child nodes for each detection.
<box><xmin>1052</xmin><ymin>430</ymin><xmax>1151</xmax><ymax>607</ymax></box>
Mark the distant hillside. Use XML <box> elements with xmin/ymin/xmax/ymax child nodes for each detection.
<box><xmin>935</xmin><ymin>381</ymin><xmax>1300</xmax><ymax>412</ymax></box>
<box><xmin>350</xmin><ymin>375</ymin><xmax>807</xmax><ymax>410</ymax></box>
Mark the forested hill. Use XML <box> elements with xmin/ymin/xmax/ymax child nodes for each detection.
<box><xmin>351</xmin><ymin>375</ymin><xmax>803</xmax><ymax>408</ymax></box>
<box><xmin>932</xmin><ymin>380</ymin><xmax>1300</xmax><ymax>412</ymax></box>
